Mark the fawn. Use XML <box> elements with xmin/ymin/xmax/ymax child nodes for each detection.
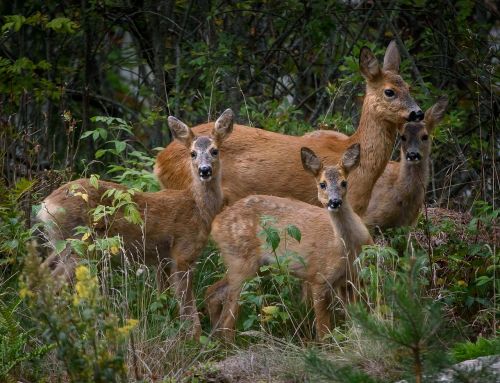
<box><xmin>37</xmin><ymin>109</ymin><xmax>234</xmax><ymax>339</ymax></box>
<box><xmin>363</xmin><ymin>96</ymin><xmax>448</xmax><ymax>229</ymax></box>
<box><xmin>205</xmin><ymin>144</ymin><xmax>373</xmax><ymax>340</ymax></box>
<box><xmin>154</xmin><ymin>41</ymin><xmax>422</xmax><ymax>216</ymax></box>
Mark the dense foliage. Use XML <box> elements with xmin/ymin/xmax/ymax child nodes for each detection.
<box><xmin>0</xmin><ymin>0</ymin><xmax>498</xmax><ymax>382</ymax></box>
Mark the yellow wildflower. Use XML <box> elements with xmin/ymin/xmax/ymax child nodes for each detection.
<box><xmin>117</xmin><ymin>318</ymin><xmax>139</xmax><ymax>335</ymax></box>
<box><xmin>19</xmin><ymin>287</ymin><xmax>34</xmax><ymax>299</ymax></box>
<box><xmin>73</xmin><ymin>265</ymin><xmax>98</xmax><ymax>305</ymax></box>
<box><xmin>110</xmin><ymin>245</ymin><xmax>119</xmax><ymax>255</ymax></box>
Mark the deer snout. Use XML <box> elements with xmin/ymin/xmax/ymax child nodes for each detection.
<box><xmin>199</xmin><ymin>166</ymin><xmax>212</xmax><ymax>179</ymax></box>
<box><xmin>408</xmin><ymin>109</ymin><xmax>424</xmax><ymax>122</ymax></box>
<box><xmin>327</xmin><ymin>198</ymin><xmax>342</xmax><ymax>211</ymax></box>
<box><xmin>406</xmin><ymin>151</ymin><xmax>421</xmax><ymax>162</ymax></box>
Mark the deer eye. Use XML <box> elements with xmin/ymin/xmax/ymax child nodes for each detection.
<box><xmin>211</xmin><ymin>148</ymin><xmax>219</xmax><ymax>156</ymax></box>
<box><xmin>401</xmin><ymin>135</ymin><xmax>407</xmax><ymax>141</ymax></box>
<box><xmin>341</xmin><ymin>180</ymin><xmax>347</xmax><ymax>188</ymax></box>
<box><xmin>384</xmin><ymin>89</ymin><xmax>395</xmax><ymax>97</ymax></box>
<box><xmin>319</xmin><ymin>182</ymin><xmax>327</xmax><ymax>190</ymax></box>
<box><xmin>190</xmin><ymin>151</ymin><xmax>197</xmax><ymax>159</ymax></box>
<box><xmin>422</xmin><ymin>134</ymin><xmax>429</xmax><ymax>141</ymax></box>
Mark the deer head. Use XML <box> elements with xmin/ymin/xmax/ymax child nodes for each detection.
<box><xmin>301</xmin><ymin>144</ymin><xmax>361</xmax><ymax>211</ymax></box>
<box><xmin>400</xmin><ymin>95</ymin><xmax>448</xmax><ymax>163</ymax></box>
<box><xmin>168</xmin><ymin>109</ymin><xmax>234</xmax><ymax>182</ymax></box>
<box><xmin>359</xmin><ymin>41</ymin><xmax>422</xmax><ymax>124</ymax></box>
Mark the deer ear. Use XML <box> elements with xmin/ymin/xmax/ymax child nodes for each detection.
<box><xmin>383</xmin><ymin>40</ymin><xmax>401</xmax><ymax>73</ymax></box>
<box><xmin>424</xmin><ymin>95</ymin><xmax>448</xmax><ymax>132</ymax></box>
<box><xmin>359</xmin><ymin>46</ymin><xmax>382</xmax><ymax>81</ymax></box>
<box><xmin>341</xmin><ymin>143</ymin><xmax>361</xmax><ymax>174</ymax></box>
<box><xmin>212</xmin><ymin>109</ymin><xmax>234</xmax><ymax>144</ymax></box>
<box><xmin>301</xmin><ymin>147</ymin><xmax>322</xmax><ymax>177</ymax></box>
<box><xmin>167</xmin><ymin>116</ymin><xmax>194</xmax><ymax>147</ymax></box>
<box><xmin>168</xmin><ymin>116</ymin><xmax>194</xmax><ymax>147</ymax></box>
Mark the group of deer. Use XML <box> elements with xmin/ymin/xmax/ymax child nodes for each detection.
<box><xmin>38</xmin><ymin>41</ymin><xmax>448</xmax><ymax>341</ymax></box>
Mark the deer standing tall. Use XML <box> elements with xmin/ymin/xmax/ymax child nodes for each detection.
<box><xmin>363</xmin><ymin>96</ymin><xmax>448</xmax><ymax>229</ymax></box>
<box><xmin>205</xmin><ymin>144</ymin><xmax>373</xmax><ymax>340</ymax></box>
<box><xmin>37</xmin><ymin>109</ymin><xmax>235</xmax><ymax>339</ymax></box>
<box><xmin>155</xmin><ymin>41</ymin><xmax>422</xmax><ymax>216</ymax></box>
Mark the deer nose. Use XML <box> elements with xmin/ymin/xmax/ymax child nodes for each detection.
<box><xmin>408</xmin><ymin>110</ymin><xmax>424</xmax><ymax>122</ymax></box>
<box><xmin>327</xmin><ymin>198</ymin><xmax>342</xmax><ymax>210</ymax></box>
<box><xmin>199</xmin><ymin>166</ymin><xmax>212</xmax><ymax>179</ymax></box>
<box><xmin>406</xmin><ymin>152</ymin><xmax>421</xmax><ymax>161</ymax></box>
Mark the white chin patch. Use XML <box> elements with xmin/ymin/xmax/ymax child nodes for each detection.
<box><xmin>327</xmin><ymin>206</ymin><xmax>339</xmax><ymax>212</ymax></box>
<box><xmin>199</xmin><ymin>176</ymin><xmax>212</xmax><ymax>182</ymax></box>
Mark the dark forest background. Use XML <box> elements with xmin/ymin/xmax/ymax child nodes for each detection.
<box><xmin>1</xmin><ymin>0</ymin><xmax>498</xmax><ymax>208</ymax></box>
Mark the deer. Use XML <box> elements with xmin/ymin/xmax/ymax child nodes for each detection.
<box><xmin>363</xmin><ymin>96</ymin><xmax>448</xmax><ymax>230</ymax></box>
<box><xmin>37</xmin><ymin>109</ymin><xmax>235</xmax><ymax>339</ymax></box>
<box><xmin>154</xmin><ymin>41</ymin><xmax>422</xmax><ymax>217</ymax></box>
<box><xmin>205</xmin><ymin>144</ymin><xmax>373</xmax><ymax>341</ymax></box>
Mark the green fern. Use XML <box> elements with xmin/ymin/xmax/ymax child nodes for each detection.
<box><xmin>452</xmin><ymin>336</ymin><xmax>500</xmax><ymax>362</ymax></box>
<box><xmin>0</xmin><ymin>297</ymin><xmax>53</xmax><ymax>380</ymax></box>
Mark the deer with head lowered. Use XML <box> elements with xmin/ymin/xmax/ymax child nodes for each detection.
<box><xmin>363</xmin><ymin>96</ymin><xmax>448</xmax><ymax>230</ymax></box>
<box><xmin>205</xmin><ymin>144</ymin><xmax>373</xmax><ymax>341</ymax></box>
<box><xmin>155</xmin><ymin>41</ymin><xmax>422</xmax><ymax>216</ymax></box>
<box><xmin>37</xmin><ymin>109</ymin><xmax>234</xmax><ymax>339</ymax></box>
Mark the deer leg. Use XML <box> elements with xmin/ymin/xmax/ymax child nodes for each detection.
<box><xmin>217</xmin><ymin>277</ymin><xmax>244</xmax><ymax>342</ymax></box>
<box><xmin>205</xmin><ymin>277</ymin><xmax>229</xmax><ymax>329</ymax></box>
<box><xmin>170</xmin><ymin>257</ymin><xmax>201</xmax><ymax>340</ymax></box>
<box><xmin>217</xmin><ymin>255</ymin><xmax>260</xmax><ymax>341</ymax></box>
<box><xmin>43</xmin><ymin>247</ymin><xmax>78</xmax><ymax>285</ymax></box>
<box><xmin>311</xmin><ymin>283</ymin><xmax>332</xmax><ymax>341</ymax></box>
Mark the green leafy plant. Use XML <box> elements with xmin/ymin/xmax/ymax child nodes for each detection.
<box><xmin>20</xmin><ymin>249</ymin><xmax>133</xmax><ymax>382</ymax></box>
<box><xmin>83</xmin><ymin>116</ymin><xmax>160</xmax><ymax>192</ymax></box>
<box><xmin>235</xmin><ymin>216</ymin><xmax>311</xmax><ymax>338</ymax></box>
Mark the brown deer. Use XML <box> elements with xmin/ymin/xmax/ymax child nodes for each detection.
<box><xmin>154</xmin><ymin>41</ymin><xmax>422</xmax><ymax>216</ymax></box>
<box><xmin>205</xmin><ymin>144</ymin><xmax>373</xmax><ymax>341</ymax></box>
<box><xmin>37</xmin><ymin>109</ymin><xmax>235</xmax><ymax>339</ymax></box>
<box><xmin>363</xmin><ymin>96</ymin><xmax>448</xmax><ymax>229</ymax></box>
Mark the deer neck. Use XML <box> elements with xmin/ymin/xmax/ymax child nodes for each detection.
<box><xmin>399</xmin><ymin>153</ymin><xmax>430</xmax><ymax>197</ymax></box>
<box><xmin>191</xmin><ymin>171</ymin><xmax>224</xmax><ymax>228</ymax></box>
<box><xmin>328</xmin><ymin>203</ymin><xmax>364</xmax><ymax>262</ymax></box>
<box><xmin>349</xmin><ymin>97</ymin><xmax>399</xmax><ymax>215</ymax></box>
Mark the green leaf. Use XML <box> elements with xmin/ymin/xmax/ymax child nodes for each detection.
<box><xmin>475</xmin><ymin>275</ymin><xmax>492</xmax><ymax>287</ymax></box>
<box><xmin>115</xmin><ymin>140</ymin><xmax>126</xmax><ymax>153</ymax></box>
<box><xmin>265</xmin><ymin>227</ymin><xmax>280</xmax><ymax>252</ymax></box>
<box><xmin>286</xmin><ymin>224</ymin><xmax>301</xmax><ymax>243</ymax></box>
<box><xmin>45</xmin><ymin>17</ymin><xmax>78</xmax><ymax>34</ymax></box>
<box><xmin>89</xmin><ymin>174</ymin><xmax>99</xmax><ymax>189</ymax></box>
<box><xmin>2</xmin><ymin>15</ymin><xmax>26</xmax><ymax>32</ymax></box>
<box><xmin>98</xmin><ymin>128</ymin><xmax>108</xmax><ymax>140</ymax></box>
<box><xmin>80</xmin><ymin>130</ymin><xmax>94</xmax><ymax>139</ymax></box>
<box><xmin>54</xmin><ymin>240</ymin><xmax>67</xmax><ymax>255</ymax></box>
<box><xmin>95</xmin><ymin>149</ymin><xmax>107</xmax><ymax>159</ymax></box>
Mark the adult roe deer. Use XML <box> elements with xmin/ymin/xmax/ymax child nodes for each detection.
<box><xmin>37</xmin><ymin>109</ymin><xmax>235</xmax><ymax>339</ymax></box>
<box><xmin>363</xmin><ymin>96</ymin><xmax>448</xmax><ymax>229</ymax></box>
<box><xmin>155</xmin><ymin>41</ymin><xmax>422</xmax><ymax>216</ymax></box>
<box><xmin>205</xmin><ymin>144</ymin><xmax>373</xmax><ymax>340</ymax></box>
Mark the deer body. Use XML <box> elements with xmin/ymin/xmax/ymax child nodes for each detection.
<box><xmin>206</xmin><ymin>145</ymin><xmax>373</xmax><ymax>340</ymax></box>
<box><xmin>155</xmin><ymin>41</ymin><xmax>422</xmax><ymax>216</ymax></box>
<box><xmin>38</xmin><ymin>109</ymin><xmax>235</xmax><ymax>340</ymax></box>
<box><xmin>364</xmin><ymin>97</ymin><xmax>448</xmax><ymax>229</ymax></box>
